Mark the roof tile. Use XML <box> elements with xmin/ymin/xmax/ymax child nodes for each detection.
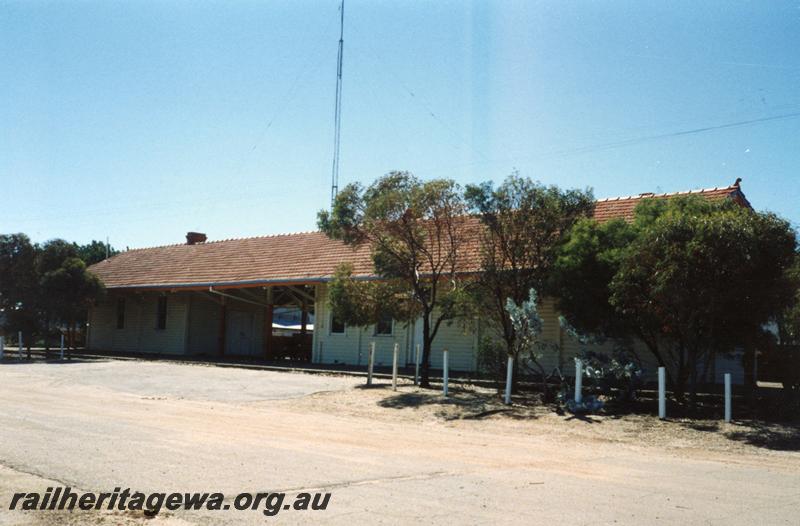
<box><xmin>90</xmin><ymin>183</ymin><xmax>747</xmax><ymax>289</ymax></box>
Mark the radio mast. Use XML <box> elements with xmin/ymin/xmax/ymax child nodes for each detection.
<box><xmin>330</xmin><ymin>0</ymin><xmax>345</xmax><ymax>207</ymax></box>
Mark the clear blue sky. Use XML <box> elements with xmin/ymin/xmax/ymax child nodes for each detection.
<box><xmin>2</xmin><ymin>1</ymin><xmax>799</xmax><ymax>249</ymax></box>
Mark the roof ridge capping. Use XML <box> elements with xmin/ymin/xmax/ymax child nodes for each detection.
<box><xmin>203</xmin><ymin>230</ymin><xmax>320</xmax><ymax>245</ymax></box>
<box><xmin>117</xmin><ymin>230</ymin><xmax>322</xmax><ymax>253</ymax></box>
<box><xmin>596</xmin><ymin>182</ymin><xmax>740</xmax><ymax>203</ymax></box>
<box><xmin>107</xmin><ymin>181</ymin><xmax>745</xmax><ymax>254</ymax></box>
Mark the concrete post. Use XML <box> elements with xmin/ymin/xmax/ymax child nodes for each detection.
<box><xmin>724</xmin><ymin>373</ymin><xmax>732</xmax><ymax>423</ymax></box>
<box><xmin>392</xmin><ymin>343</ymin><xmax>399</xmax><ymax>391</ymax></box>
<box><xmin>18</xmin><ymin>331</ymin><xmax>23</xmax><ymax>361</ymax></box>
<box><xmin>504</xmin><ymin>355</ymin><xmax>514</xmax><ymax>405</ymax></box>
<box><xmin>414</xmin><ymin>344</ymin><xmax>421</xmax><ymax>386</ymax></box>
<box><xmin>658</xmin><ymin>366</ymin><xmax>666</xmax><ymax>419</ymax></box>
<box><xmin>443</xmin><ymin>349</ymin><xmax>449</xmax><ymax>397</ymax></box>
<box><xmin>60</xmin><ymin>333</ymin><xmax>65</xmax><ymax>360</ymax></box>
<box><xmin>367</xmin><ymin>342</ymin><xmax>375</xmax><ymax>386</ymax></box>
<box><xmin>574</xmin><ymin>359</ymin><xmax>583</xmax><ymax>404</ymax></box>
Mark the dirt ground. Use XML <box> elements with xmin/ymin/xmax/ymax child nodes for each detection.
<box><xmin>0</xmin><ymin>359</ymin><xmax>798</xmax><ymax>525</ymax></box>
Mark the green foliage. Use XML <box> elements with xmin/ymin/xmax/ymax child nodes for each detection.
<box><xmin>327</xmin><ymin>264</ymin><xmax>417</xmax><ymax>327</ymax></box>
<box><xmin>77</xmin><ymin>240</ymin><xmax>118</xmax><ymax>266</ymax></box>
<box><xmin>1</xmin><ymin>234</ymin><xmax>108</xmax><ymax>346</ymax></box>
<box><xmin>40</xmin><ymin>256</ymin><xmax>105</xmax><ymax>325</ymax></box>
<box><xmin>554</xmin><ymin>195</ymin><xmax>798</xmax><ymax>402</ymax></box>
<box><xmin>476</xmin><ymin>288</ymin><xmax>558</xmax><ymax>395</ymax></box>
<box><xmin>776</xmin><ymin>253</ymin><xmax>800</xmax><ymax>345</ymax></box>
<box><xmin>505</xmin><ymin>288</ymin><xmax>544</xmax><ymax>358</ymax></box>
<box><xmin>38</xmin><ymin>239</ymin><xmax>79</xmax><ymax>275</ymax></box>
<box><xmin>578</xmin><ymin>349</ymin><xmax>643</xmax><ymax>403</ymax></box>
<box><xmin>318</xmin><ymin>172</ymin><xmax>469</xmax><ymax>386</ymax></box>
<box><xmin>464</xmin><ymin>173</ymin><xmax>594</xmax><ymax>364</ymax></box>
<box><xmin>0</xmin><ymin>234</ymin><xmax>37</xmax><ymax>306</ymax></box>
<box><xmin>553</xmin><ymin>218</ymin><xmax>634</xmax><ymax>338</ymax></box>
<box><xmin>0</xmin><ymin>234</ymin><xmax>41</xmax><ymax>336</ymax></box>
<box><xmin>476</xmin><ymin>336</ymin><xmax>507</xmax><ymax>386</ymax></box>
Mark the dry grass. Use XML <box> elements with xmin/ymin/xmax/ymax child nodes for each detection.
<box><xmin>283</xmin><ymin>378</ymin><xmax>800</xmax><ymax>458</ymax></box>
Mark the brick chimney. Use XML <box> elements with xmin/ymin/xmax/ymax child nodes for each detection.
<box><xmin>186</xmin><ymin>232</ymin><xmax>207</xmax><ymax>245</ymax></box>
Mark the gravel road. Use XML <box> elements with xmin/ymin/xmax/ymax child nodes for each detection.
<box><xmin>0</xmin><ymin>360</ymin><xmax>797</xmax><ymax>525</ymax></box>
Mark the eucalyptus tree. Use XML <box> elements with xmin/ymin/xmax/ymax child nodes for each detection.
<box><xmin>318</xmin><ymin>172</ymin><xmax>470</xmax><ymax>387</ymax></box>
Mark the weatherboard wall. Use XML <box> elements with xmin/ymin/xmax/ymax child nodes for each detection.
<box><xmin>86</xmin><ymin>285</ymin><xmax>745</xmax><ymax>384</ymax></box>
<box><xmin>88</xmin><ymin>291</ymin><xmax>188</xmax><ymax>355</ymax></box>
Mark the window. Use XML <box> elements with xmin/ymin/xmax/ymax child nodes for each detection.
<box><xmin>116</xmin><ymin>298</ymin><xmax>125</xmax><ymax>329</ymax></box>
<box><xmin>330</xmin><ymin>313</ymin><xmax>345</xmax><ymax>334</ymax></box>
<box><xmin>156</xmin><ymin>296</ymin><xmax>168</xmax><ymax>330</ymax></box>
<box><xmin>375</xmin><ymin>311</ymin><xmax>393</xmax><ymax>335</ymax></box>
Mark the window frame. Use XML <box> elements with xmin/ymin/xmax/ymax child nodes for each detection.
<box><xmin>329</xmin><ymin>313</ymin><xmax>346</xmax><ymax>335</ymax></box>
<box><xmin>374</xmin><ymin>311</ymin><xmax>394</xmax><ymax>336</ymax></box>
<box><xmin>156</xmin><ymin>296</ymin><xmax>168</xmax><ymax>330</ymax></box>
<box><xmin>116</xmin><ymin>298</ymin><xmax>125</xmax><ymax>330</ymax></box>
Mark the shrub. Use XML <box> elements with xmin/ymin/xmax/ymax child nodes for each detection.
<box><xmin>579</xmin><ymin>349</ymin><xmax>643</xmax><ymax>403</ymax></box>
<box><xmin>476</xmin><ymin>336</ymin><xmax>508</xmax><ymax>390</ymax></box>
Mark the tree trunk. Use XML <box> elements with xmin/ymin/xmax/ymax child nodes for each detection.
<box><xmin>420</xmin><ymin>314</ymin><xmax>432</xmax><ymax>388</ymax></box>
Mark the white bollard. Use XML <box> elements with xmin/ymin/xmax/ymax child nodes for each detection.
<box><xmin>0</xmin><ymin>336</ymin><xmax>4</xmax><ymax>360</ymax></box>
<box><xmin>60</xmin><ymin>333</ymin><xmax>65</xmax><ymax>360</ymax></box>
<box><xmin>724</xmin><ymin>373</ymin><xmax>732</xmax><ymax>423</ymax></box>
<box><xmin>414</xmin><ymin>344</ymin><xmax>421</xmax><ymax>386</ymax></box>
<box><xmin>504</xmin><ymin>355</ymin><xmax>514</xmax><ymax>405</ymax></box>
<box><xmin>574</xmin><ymin>359</ymin><xmax>583</xmax><ymax>404</ymax></box>
<box><xmin>442</xmin><ymin>349</ymin><xmax>449</xmax><ymax>397</ymax></box>
<box><xmin>367</xmin><ymin>342</ymin><xmax>375</xmax><ymax>386</ymax></box>
<box><xmin>18</xmin><ymin>331</ymin><xmax>23</xmax><ymax>361</ymax></box>
<box><xmin>658</xmin><ymin>366</ymin><xmax>666</xmax><ymax>419</ymax></box>
<box><xmin>392</xmin><ymin>343</ymin><xmax>399</xmax><ymax>391</ymax></box>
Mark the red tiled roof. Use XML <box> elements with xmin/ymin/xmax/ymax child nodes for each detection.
<box><xmin>89</xmin><ymin>232</ymin><xmax>374</xmax><ymax>290</ymax></box>
<box><xmin>593</xmin><ymin>184</ymin><xmax>749</xmax><ymax>222</ymax></box>
<box><xmin>89</xmin><ymin>183</ymin><xmax>747</xmax><ymax>290</ymax></box>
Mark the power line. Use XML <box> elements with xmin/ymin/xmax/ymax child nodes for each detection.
<box><xmin>416</xmin><ymin>108</ymin><xmax>800</xmax><ymax>178</ymax></box>
<box><xmin>347</xmin><ymin>25</ymin><xmax>490</xmax><ymax>163</ymax></box>
<box><xmin>519</xmin><ymin>110</ymin><xmax>800</xmax><ymax>162</ymax></box>
<box><xmin>229</xmin><ymin>9</ymin><xmax>341</xmax><ymax>181</ymax></box>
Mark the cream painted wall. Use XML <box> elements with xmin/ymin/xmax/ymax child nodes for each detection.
<box><xmin>87</xmin><ymin>285</ymin><xmax>744</xmax><ymax>384</ymax></box>
<box><xmin>88</xmin><ymin>291</ymin><xmax>188</xmax><ymax>355</ymax></box>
